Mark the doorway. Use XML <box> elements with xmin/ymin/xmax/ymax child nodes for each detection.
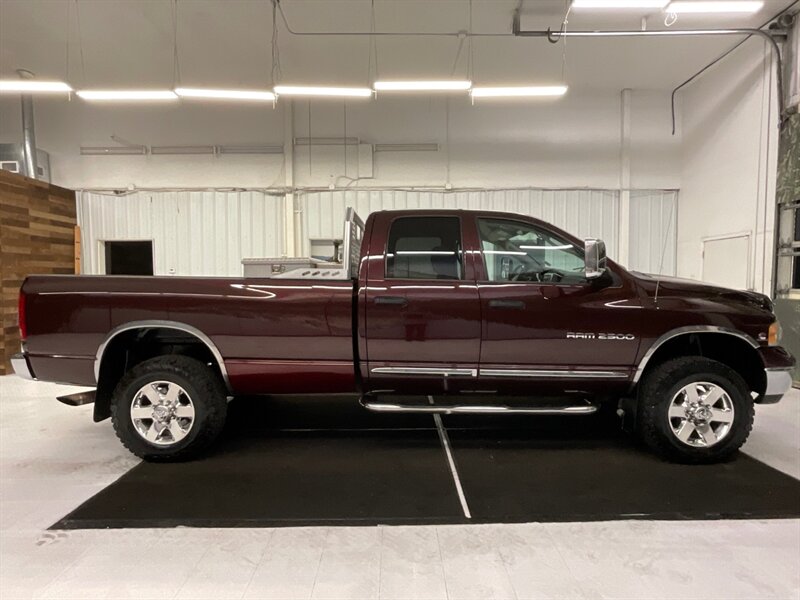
<box><xmin>103</xmin><ymin>241</ymin><xmax>154</xmax><ymax>275</ymax></box>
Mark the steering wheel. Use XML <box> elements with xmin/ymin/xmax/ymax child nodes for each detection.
<box><xmin>510</xmin><ymin>267</ymin><xmax>564</xmax><ymax>283</ymax></box>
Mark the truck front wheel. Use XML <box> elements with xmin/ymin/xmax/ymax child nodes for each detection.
<box><xmin>110</xmin><ymin>355</ymin><xmax>228</xmax><ymax>461</ymax></box>
<box><xmin>637</xmin><ymin>356</ymin><xmax>754</xmax><ymax>464</ymax></box>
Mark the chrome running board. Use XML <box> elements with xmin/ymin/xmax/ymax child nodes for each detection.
<box><xmin>360</xmin><ymin>398</ymin><xmax>597</xmax><ymax>415</ymax></box>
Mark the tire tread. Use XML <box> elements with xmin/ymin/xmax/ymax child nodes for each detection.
<box><xmin>638</xmin><ymin>356</ymin><xmax>754</xmax><ymax>464</ymax></box>
<box><xmin>110</xmin><ymin>355</ymin><xmax>227</xmax><ymax>461</ymax></box>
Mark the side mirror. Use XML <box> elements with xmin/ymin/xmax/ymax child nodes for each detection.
<box><xmin>584</xmin><ymin>238</ymin><xmax>607</xmax><ymax>280</ymax></box>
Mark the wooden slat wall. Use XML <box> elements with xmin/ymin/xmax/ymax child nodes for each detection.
<box><xmin>0</xmin><ymin>170</ymin><xmax>77</xmax><ymax>374</ymax></box>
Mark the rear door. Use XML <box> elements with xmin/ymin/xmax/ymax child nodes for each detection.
<box><xmin>363</xmin><ymin>213</ymin><xmax>481</xmax><ymax>394</ymax></box>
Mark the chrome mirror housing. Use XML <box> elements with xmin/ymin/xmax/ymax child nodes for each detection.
<box><xmin>584</xmin><ymin>238</ymin><xmax>607</xmax><ymax>280</ymax></box>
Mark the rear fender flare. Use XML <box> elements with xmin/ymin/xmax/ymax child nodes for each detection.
<box><xmin>94</xmin><ymin>319</ymin><xmax>232</xmax><ymax>394</ymax></box>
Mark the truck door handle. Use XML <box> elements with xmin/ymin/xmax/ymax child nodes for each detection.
<box><xmin>489</xmin><ymin>299</ymin><xmax>525</xmax><ymax>309</ymax></box>
<box><xmin>374</xmin><ymin>296</ymin><xmax>408</xmax><ymax>306</ymax></box>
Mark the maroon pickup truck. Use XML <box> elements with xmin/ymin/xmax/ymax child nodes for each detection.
<box><xmin>12</xmin><ymin>208</ymin><xmax>794</xmax><ymax>463</ymax></box>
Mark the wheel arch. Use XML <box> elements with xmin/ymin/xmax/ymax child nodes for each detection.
<box><xmin>632</xmin><ymin>326</ymin><xmax>765</xmax><ymax>396</ymax></box>
<box><xmin>93</xmin><ymin>320</ymin><xmax>231</xmax><ymax>422</ymax></box>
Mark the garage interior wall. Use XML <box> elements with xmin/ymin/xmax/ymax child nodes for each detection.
<box><xmin>0</xmin><ymin>90</ymin><xmax>679</xmax><ymax>191</ymax></box>
<box><xmin>76</xmin><ymin>187</ymin><xmax>676</xmax><ymax>277</ymax></box>
<box><xmin>677</xmin><ymin>38</ymin><xmax>780</xmax><ymax>295</ymax></box>
<box><xmin>77</xmin><ymin>190</ymin><xmax>285</xmax><ymax>277</ymax></box>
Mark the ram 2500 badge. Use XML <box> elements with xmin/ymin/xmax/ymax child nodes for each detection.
<box><xmin>12</xmin><ymin>208</ymin><xmax>794</xmax><ymax>463</ymax></box>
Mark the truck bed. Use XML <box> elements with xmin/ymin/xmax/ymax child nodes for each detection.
<box><xmin>21</xmin><ymin>275</ymin><xmax>357</xmax><ymax>393</ymax></box>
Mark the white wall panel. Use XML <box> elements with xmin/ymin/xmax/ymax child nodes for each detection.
<box><xmin>302</xmin><ymin>188</ymin><xmax>620</xmax><ymax>259</ymax></box>
<box><xmin>678</xmin><ymin>41</ymin><xmax>777</xmax><ymax>294</ymax></box>
<box><xmin>78</xmin><ymin>190</ymin><xmax>284</xmax><ymax>276</ymax></box>
<box><xmin>629</xmin><ymin>190</ymin><xmax>678</xmax><ymax>276</ymax></box>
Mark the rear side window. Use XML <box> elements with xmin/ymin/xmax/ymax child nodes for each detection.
<box><xmin>385</xmin><ymin>217</ymin><xmax>462</xmax><ymax>280</ymax></box>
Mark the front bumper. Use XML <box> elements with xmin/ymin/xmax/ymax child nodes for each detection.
<box><xmin>10</xmin><ymin>353</ymin><xmax>35</xmax><ymax>380</ymax></box>
<box><xmin>760</xmin><ymin>368</ymin><xmax>793</xmax><ymax>404</ymax></box>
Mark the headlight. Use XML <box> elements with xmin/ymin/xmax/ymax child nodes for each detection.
<box><xmin>768</xmin><ymin>321</ymin><xmax>782</xmax><ymax>346</ymax></box>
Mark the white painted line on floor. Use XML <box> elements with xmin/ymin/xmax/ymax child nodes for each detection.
<box><xmin>429</xmin><ymin>395</ymin><xmax>472</xmax><ymax>519</ymax></box>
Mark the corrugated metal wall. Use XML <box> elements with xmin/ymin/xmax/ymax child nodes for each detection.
<box><xmin>77</xmin><ymin>187</ymin><xmax>677</xmax><ymax>277</ymax></box>
<box><xmin>629</xmin><ymin>190</ymin><xmax>678</xmax><ymax>275</ymax></box>
<box><xmin>302</xmin><ymin>188</ymin><xmax>621</xmax><ymax>258</ymax></box>
<box><xmin>78</xmin><ymin>190</ymin><xmax>285</xmax><ymax>276</ymax></box>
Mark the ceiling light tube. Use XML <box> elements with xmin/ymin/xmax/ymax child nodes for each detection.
<box><xmin>665</xmin><ymin>1</ymin><xmax>763</xmax><ymax>12</ymax></box>
<box><xmin>217</xmin><ymin>145</ymin><xmax>284</xmax><ymax>154</ymax></box>
<box><xmin>470</xmin><ymin>85</ymin><xmax>568</xmax><ymax>98</ymax></box>
<box><xmin>150</xmin><ymin>145</ymin><xmax>215</xmax><ymax>155</ymax></box>
<box><xmin>77</xmin><ymin>90</ymin><xmax>178</xmax><ymax>101</ymax></box>
<box><xmin>175</xmin><ymin>88</ymin><xmax>276</xmax><ymax>101</ymax></box>
<box><xmin>571</xmin><ymin>0</ymin><xmax>669</xmax><ymax>8</ymax></box>
<box><xmin>374</xmin><ymin>80</ymin><xmax>472</xmax><ymax>92</ymax></box>
<box><xmin>0</xmin><ymin>80</ymin><xmax>72</xmax><ymax>93</ymax></box>
<box><xmin>274</xmin><ymin>85</ymin><xmax>372</xmax><ymax>98</ymax></box>
<box><xmin>80</xmin><ymin>146</ymin><xmax>147</xmax><ymax>156</ymax></box>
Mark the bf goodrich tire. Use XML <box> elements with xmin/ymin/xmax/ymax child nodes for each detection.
<box><xmin>110</xmin><ymin>355</ymin><xmax>227</xmax><ymax>461</ymax></box>
<box><xmin>637</xmin><ymin>356</ymin><xmax>754</xmax><ymax>464</ymax></box>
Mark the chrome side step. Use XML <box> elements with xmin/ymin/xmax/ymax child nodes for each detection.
<box><xmin>360</xmin><ymin>399</ymin><xmax>597</xmax><ymax>415</ymax></box>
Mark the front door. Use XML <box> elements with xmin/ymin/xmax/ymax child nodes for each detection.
<box><xmin>363</xmin><ymin>213</ymin><xmax>481</xmax><ymax>394</ymax></box>
<box><xmin>474</xmin><ymin>216</ymin><xmax>641</xmax><ymax>395</ymax></box>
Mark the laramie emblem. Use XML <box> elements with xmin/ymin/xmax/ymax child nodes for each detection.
<box><xmin>567</xmin><ymin>332</ymin><xmax>636</xmax><ymax>340</ymax></box>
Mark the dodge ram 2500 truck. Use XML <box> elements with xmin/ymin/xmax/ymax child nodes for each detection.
<box><xmin>12</xmin><ymin>208</ymin><xmax>794</xmax><ymax>463</ymax></box>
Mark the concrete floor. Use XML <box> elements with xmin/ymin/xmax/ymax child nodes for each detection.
<box><xmin>1</xmin><ymin>374</ymin><xmax>798</xmax><ymax>600</ymax></box>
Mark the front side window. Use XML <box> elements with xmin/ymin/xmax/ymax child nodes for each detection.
<box><xmin>386</xmin><ymin>217</ymin><xmax>462</xmax><ymax>280</ymax></box>
<box><xmin>478</xmin><ymin>218</ymin><xmax>586</xmax><ymax>284</ymax></box>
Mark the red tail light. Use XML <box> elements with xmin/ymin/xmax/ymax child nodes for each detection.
<box><xmin>18</xmin><ymin>290</ymin><xmax>27</xmax><ymax>341</ymax></box>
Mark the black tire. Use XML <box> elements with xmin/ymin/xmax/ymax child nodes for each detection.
<box><xmin>110</xmin><ymin>355</ymin><xmax>227</xmax><ymax>461</ymax></box>
<box><xmin>637</xmin><ymin>356</ymin><xmax>754</xmax><ymax>464</ymax></box>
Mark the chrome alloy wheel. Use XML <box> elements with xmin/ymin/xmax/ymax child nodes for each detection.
<box><xmin>130</xmin><ymin>381</ymin><xmax>195</xmax><ymax>446</ymax></box>
<box><xmin>667</xmin><ymin>381</ymin><xmax>735</xmax><ymax>448</ymax></box>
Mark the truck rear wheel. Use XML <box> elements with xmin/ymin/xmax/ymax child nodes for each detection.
<box><xmin>637</xmin><ymin>356</ymin><xmax>754</xmax><ymax>464</ymax></box>
<box><xmin>110</xmin><ymin>355</ymin><xmax>227</xmax><ymax>461</ymax></box>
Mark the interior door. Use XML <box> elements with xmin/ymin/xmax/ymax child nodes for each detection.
<box><xmin>474</xmin><ymin>217</ymin><xmax>640</xmax><ymax>394</ymax></box>
<box><xmin>364</xmin><ymin>213</ymin><xmax>481</xmax><ymax>394</ymax></box>
<box><xmin>702</xmin><ymin>234</ymin><xmax>750</xmax><ymax>290</ymax></box>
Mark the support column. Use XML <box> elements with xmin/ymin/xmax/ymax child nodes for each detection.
<box><xmin>283</xmin><ymin>100</ymin><xmax>296</xmax><ymax>258</ymax></box>
<box><xmin>618</xmin><ymin>88</ymin><xmax>632</xmax><ymax>267</ymax></box>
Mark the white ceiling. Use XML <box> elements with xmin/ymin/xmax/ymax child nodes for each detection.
<box><xmin>0</xmin><ymin>0</ymin><xmax>794</xmax><ymax>93</ymax></box>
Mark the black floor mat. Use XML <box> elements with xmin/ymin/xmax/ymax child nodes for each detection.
<box><xmin>52</xmin><ymin>396</ymin><xmax>800</xmax><ymax>529</ymax></box>
<box><xmin>448</xmin><ymin>428</ymin><xmax>800</xmax><ymax>522</ymax></box>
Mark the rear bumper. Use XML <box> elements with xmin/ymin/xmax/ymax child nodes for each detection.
<box><xmin>10</xmin><ymin>353</ymin><xmax>35</xmax><ymax>380</ymax></box>
<box><xmin>760</xmin><ymin>368</ymin><xmax>793</xmax><ymax>404</ymax></box>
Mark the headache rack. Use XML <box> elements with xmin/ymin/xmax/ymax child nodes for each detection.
<box><xmin>271</xmin><ymin>207</ymin><xmax>365</xmax><ymax>280</ymax></box>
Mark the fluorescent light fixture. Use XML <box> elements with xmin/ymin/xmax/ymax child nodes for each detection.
<box><xmin>77</xmin><ymin>90</ymin><xmax>178</xmax><ymax>101</ymax></box>
<box><xmin>665</xmin><ymin>1</ymin><xmax>763</xmax><ymax>12</ymax></box>
<box><xmin>175</xmin><ymin>88</ymin><xmax>276</xmax><ymax>101</ymax></box>
<box><xmin>374</xmin><ymin>80</ymin><xmax>471</xmax><ymax>92</ymax></box>
<box><xmin>374</xmin><ymin>143</ymin><xmax>440</xmax><ymax>152</ymax></box>
<box><xmin>571</xmin><ymin>0</ymin><xmax>668</xmax><ymax>8</ymax></box>
<box><xmin>0</xmin><ymin>80</ymin><xmax>72</xmax><ymax>93</ymax></box>
<box><xmin>274</xmin><ymin>85</ymin><xmax>372</xmax><ymax>98</ymax></box>
<box><xmin>80</xmin><ymin>146</ymin><xmax>147</xmax><ymax>156</ymax></box>
<box><xmin>295</xmin><ymin>137</ymin><xmax>361</xmax><ymax>146</ymax></box>
<box><xmin>150</xmin><ymin>145</ymin><xmax>215</xmax><ymax>155</ymax></box>
<box><xmin>470</xmin><ymin>85</ymin><xmax>568</xmax><ymax>98</ymax></box>
<box><xmin>217</xmin><ymin>145</ymin><xmax>284</xmax><ymax>154</ymax></box>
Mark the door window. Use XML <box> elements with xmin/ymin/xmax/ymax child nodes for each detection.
<box><xmin>477</xmin><ymin>218</ymin><xmax>585</xmax><ymax>284</ymax></box>
<box><xmin>386</xmin><ymin>217</ymin><xmax>462</xmax><ymax>280</ymax></box>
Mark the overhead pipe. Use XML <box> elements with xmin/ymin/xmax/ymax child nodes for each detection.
<box><xmin>511</xmin><ymin>11</ymin><xmax>787</xmax><ymax>134</ymax></box>
<box><xmin>17</xmin><ymin>69</ymin><xmax>39</xmax><ymax>180</ymax></box>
